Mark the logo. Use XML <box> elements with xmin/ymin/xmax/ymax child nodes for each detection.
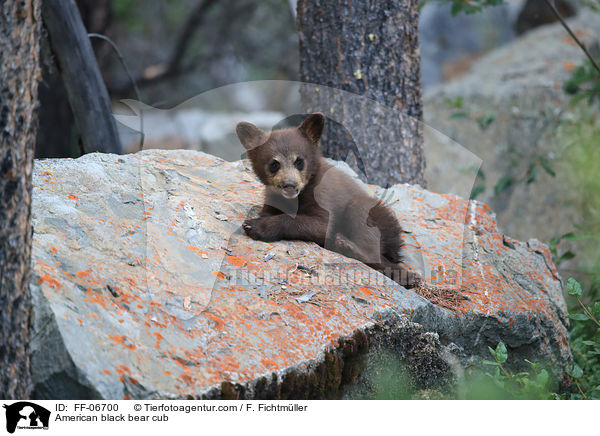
<box><xmin>2</xmin><ymin>402</ymin><xmax>50</xmax><ymax>434</ymax></box>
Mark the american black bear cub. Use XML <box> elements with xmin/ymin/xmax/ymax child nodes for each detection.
<box><xmin>236</xmin><ymin>113</ymin><xmax>420</xmax><ymax>288</ymax></box>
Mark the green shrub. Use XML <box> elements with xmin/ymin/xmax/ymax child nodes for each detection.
<box><xmin>469</xmin><ymin>278</ymin><xmax>600</xmax><ymax>400</ymax></box>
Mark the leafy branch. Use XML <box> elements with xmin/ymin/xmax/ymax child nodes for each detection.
<box><xmin>542</xmin><ymin>0</ymin><xmax>600</xmax><ymax>76</ymax></box>
<box><xmin>482</xmin><ymin>342</ymin><xmax>552</xmax><ymax>399</ymax></box>
<box><xmin>567</xmin><ymin>277</ymin><xmax>600</xmax><ymax>328</ymax></box>
<box><xmin>421</xmin><ymin>0</ymin><xmax>505</xmax><ymax>15</ymax></box>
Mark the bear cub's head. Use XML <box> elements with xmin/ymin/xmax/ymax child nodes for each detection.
<box><xmin>236</xmin><ymin>113</ymin><xmax>325</xmax><ymax>199</ymax></box>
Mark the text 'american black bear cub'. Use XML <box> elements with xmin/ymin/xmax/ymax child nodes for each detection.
<box><xmin>236</xmin><ymin>113</ymin><xmax>420</xmax><ymax>288</ymax></box>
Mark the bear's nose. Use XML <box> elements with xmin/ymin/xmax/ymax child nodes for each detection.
<box><xmin>279</xmin><ymin>181</ymin><xmax>297</xmax><ymax>189</ymax></box>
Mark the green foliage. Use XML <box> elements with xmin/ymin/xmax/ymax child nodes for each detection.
<box><xmin>470</xmin><ymin>184</ymin><xmax>486</xmax><ymax>200</ymax></box>
<box><xmin>555</xmin><ymin>110</ymin><xmax>600</xmax><ymax>299</ymax></box>
<box><xmin>568</xmin><ymin>277</ymin><xmax>583</xmax><ymax>297</ymax></box>
<box><xmin>470</xmin><ymin>168</ymin><xmax>486</xmax><ymax>200</ymax></box>
<box><xmin>461</xmin><ymin>278</ymin><xmax>600</xmax><ymax>400</ymax></box>
<box><xmin>443</xmin><ymin>98</ymin><xmax>495</xmax><ymax>129</ymax></box>
<box><xmin>112</xmin><ymin>0</ymin><xmax>146</xmax><ymax>32</ymax></box>
<box><xmin>349</xmin><ymin>277</ymin><xmax>600</xmax><ymax>400</ymax></box>
<box><xmin>539</xmin><ymin>155</ymin><xmax>556</xmax><ymax>177</ymax></box>
<box><xmin>576</xmin><ymin>0</ymin><xmax>600</xmax><ymax>12</ymax></box>
<box><xmin>476</xmin><ymin>114</ymin><xmax>496</xmax><ymax>129</ymax></box>
<box><xmin>342</xmin><ymin>350</ymin><xmax>416</xmax><ymax>399</ymax></box>
<box><xmin>560</xmin><ymin>113</ymin><xmax>600</xmax><ymax>223</ymax></box>
<box><xmin>526</xmin><ymin>162</ymin><xmax>538</xmax><ymax>183</ymax></box>
<box><xmin>545</xmin><ymin>111</ymin><xmax>600</xmax><ymax>399</ymax></box>
<box><xmin>366</xmin><ymin>354</ymin><xmax>414</xmax><ymax>400</ymax></box>
<box><xmin>463</xmin><ymin>343</ymin><xmax>554</xmax><ymax>399</ymax></box>
<box><xmin>564</xmin><ymin>59</ymin><xmax>600</xmax><ymax>106</ymax></box>
<box><xmin>493</xmin><ymin>175</ymin><xmax>512</xmax><ymax>195</ymax></box>
<box><xmin>113</xmin><ymin>0</ymin><xmax>189</xmax><ymax>32</ymax></box>
<box><xmin>421</xmin><ymin>0</ymin><xmax>505</xmax><ymax>15</ymax></box>
<box><xmin>442</xmin><ymin>98</ymin><xmax>559</xmax><ymax>200</ymax></box>
<box><xmin>443</xmin><ymin>96</ymin><xmax>463</xmax><ymax>108</ymax></box>
<box><xmin>427</xmin><ymin>0</ymin><xmax>600</xmax><ymax>401</ymax></box>
<box><xmin>489</xmin><ymin>146</ymin><xmax>558</xmax><ymax>195</ymax></box>
<box><xmin>562</xmin><ymin>278</ymin><xmax>600</xmax><ymax>399</ymax></box>
<box><xmin>109</xmin><ymin>0</ymin><xmax>299</xmax><ymax>104</ymax></box>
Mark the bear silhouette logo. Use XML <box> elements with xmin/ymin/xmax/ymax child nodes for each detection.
<box><xmin>2</xmin><ymin>402</ymin><xmax>50</xmax><ymax>433</ymax></box>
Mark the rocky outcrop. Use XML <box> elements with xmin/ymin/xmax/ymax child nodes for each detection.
<box><xmin>419</xmin><ymin>0</ymin><xmax>523</xmax><ymax>88</ymax></box>
<box><xmin>423</xmin><ymin>12</ymin><xmax>600</xmax><ymax>248</ymax></box>
<box><xmin>30</xmin><ymin>150</ymin><xmax>570</xmax><ymax>399</ymax></box>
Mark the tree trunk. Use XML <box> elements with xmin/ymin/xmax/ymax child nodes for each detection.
<box><xmin>297</xmin><ymin>0</ymin><xmax>425</xmax><ymax>187</ymax></box>
<box><xmin>36</xmin><ymin>0</ymin><xmax>115</xmax><ymax>159</ymax></box>
<box><xmin>0</xmin><ymin>0</ymin><xmax>42</xmax><ymax>398</ymax></box>
<box><xmin>42</xmin><ymin>0</ymin><xmax>122</xmax><ymax>155</ymax></box>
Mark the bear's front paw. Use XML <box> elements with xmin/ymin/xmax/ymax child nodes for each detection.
<box><xmin>242</xmin><ymin>217</ymin><xmax>280</xmax><ymax>242</ymax></box>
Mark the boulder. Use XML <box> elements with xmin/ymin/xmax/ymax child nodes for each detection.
<box><xmin>30</xmin><ymin>149</ymin><xmax>570</xmax><ymax>399</ymax></box>
<box><xmin>419</xmin><ymin>0</ymin><xmax>523</xmax><ymax>89</ymax></box>
<box><xmin>423</xmin><ymin>12</ymin><xmax>600</xmax><ymax>250</ymax></box>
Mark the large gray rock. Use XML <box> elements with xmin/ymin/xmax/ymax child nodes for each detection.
<box><xmin>424</xmin><ymin>12</ymin><xmax>600</xmax><ymax>256</ymax></box>
<box><xmin>30</xmin><ymin>150</ymin><xmax>570</xmax><ymax>399</ymax></box>
<box><xmin>419</xmin><ymin>1</ymin><xmax>523</xmax><ymax>89</ymax></box>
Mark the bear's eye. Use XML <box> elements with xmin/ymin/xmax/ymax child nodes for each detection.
<box><xmin>294</xmin><ymin>157</ymin><xmax>305</xmax><ymax>171</ymax></box>
<box><xmin>268</xmin><ymin>160</ymin><xmax>280</xmax><ymax>173</ymax></box>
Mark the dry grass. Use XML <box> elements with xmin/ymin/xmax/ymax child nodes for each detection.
<box><xmin>413</xmin><ymin>283</ymin><xmax>469</xmax><ymax>311</ymax></box>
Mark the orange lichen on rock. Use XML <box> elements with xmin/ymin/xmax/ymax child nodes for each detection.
<box><xmin>28</xmin><ymin>149</ymin><xmax>571</xmax><ymax>400</ymax></box>
<box><xmin>38</xmin><ymin>274</ymin><xmax>62</xmax><ymax>289</ymax></box>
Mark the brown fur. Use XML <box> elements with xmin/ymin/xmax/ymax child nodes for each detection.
<box><xmin>236</xmin><ymin>113</ymin><xmax>420</xmax><ymax>288</ymax></box>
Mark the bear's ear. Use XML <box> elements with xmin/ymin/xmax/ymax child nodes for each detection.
<box><xmin>236</xmin><ymin>122</ymin><xmax>267</xmax><ymax>151</ymax></box>
<box><xmin>298</xmin><ymin>112</ymin><xmax>325</xmax><ymax>146</ymax></box>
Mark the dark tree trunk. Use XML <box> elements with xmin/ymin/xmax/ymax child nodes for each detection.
<box><xmin>297</xmin><ymin>0</ymin><xmax>425</xmax><ymax>187</ymax></box>
<box><xmin>35</xmin><ymin>69</ymin><xmax>78</xmax><ymax>158</ymax></box>
<box><xmin>77</xmin><ymin>0</ymin><xmax>114</xmax><ymax>74</ymax></box>
<box><xmin>36</xmin><ymin>0</ymin><xmax>115</xmax><ymax>158</ymax></box>
<box><xmin>0</xmin><ymin>0</ymin><xmax>42</xmax><ymax>398</ymax></box>
<box><xmin>42</xmin><ymin>0</ymin><xmax>122</xmax><ymax>155</ymax></box>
